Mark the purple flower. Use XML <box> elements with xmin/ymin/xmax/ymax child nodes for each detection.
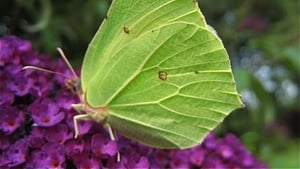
<box><xmin>0</xmin><ymin>87</ymin><xmax>14</xmax><ymax>105</ymax></box>
<box><xmin>55</xmin><ymin>90</ymin><xmax>79</xmax><ymax>110</ymax></box>
<box><xmin>190</xmin><ymin>148</ymin><xmax>206</xmax><ymax>166</ymax></box>
<box><xmin>72</xmin><ymin>152</ymin><xmax>102</xmax><ymax>169</ymax></box>
<box><xmin>0</xmin><ymin>133</ymin><xmax>14</xmax><ymax>151</ymax></box>
<box><xmin>0</xmin><ymin>71</ymin><xmax>15</xmax><ymax>105</ymax></box>
<box><xmin>150</xmin><ymin>150</ymin><xmax>170</xmax><ymax>167</ymax></box>
<box><xmin>126</xmin><ymin>155</ymin><xmax>150</xmax><ymax>169</ymax></box>
<box><xmin>169</xmin><ymin>150</ymin><xmax>190</xmax><ymax>169</ymax></box>
<box><xmin>0</xmin><ymin>36</ymin><xmax>28</xmax><ymax>66</ymax></box>
<box><xmin>45</xmin><ymin>124</ymin><xmax>73</xmax><ymax>144</ymax></box>
<box><xmin>4</xmin><ymin>63</ymin><xmax>23</xmax><ymax>75</ymax></box>
<box><xmin>26</xmin><ymin>142</ymin><xmax>66</xmax><ymax>169</ymax></box>
<box><xmin>28</xmin><ymin>72</ymin><xmax>54</xmax><ymax>97</ymax></box>
<box><xmin>107</xmin><ymin>155</ymin><xmax>150</xmax><ymax>169</ymax></box>
<box><xmin>64</xmin><ymin>138</ymin><xmax>85</xmax><ymax>157</ymax></box>
<box><xmin>129</xmin><ymin>156</ymin><xmax>150</xmax><ymax>169</ymax></box>
<box><xmin>0</xmin><ymin>139</ymin><xmax>29</xmax><ymax>167</ymax></box>
<box><xmin>241</xmin><ymin>152</ymin><xmax>256</xmax><ymax>167</ymax></box>
<box><xmin>91</xmin><ymin>133</ymin><xmax>118</xmax><ymax>157</ymax></box>
<box><xmin>202</xmin><ymin>154</ymin><xmax>227</xmax><ymax>169</ymax></box>
<box><xmin>26</xmin><ymin>126</ymin><xmax>47</xmax><ymax>149</ymax></box>
<box><xmin>217</xmin><ymin>142</ymin><xmax>234</xmax><ymax>160</ymax></box>
<box><xmin>0</xmin><ymin>104</ymin><xmax>25</xmax><ymax>134</ymax></box>
<box><xmin>8</xmin><ymin>73</ymin><xmax>33</xmax><ymax>96</ymax></box>
<box><xmin>203</xmin><ymin>132</ymin><xmax>219</xmax><ymax>150</ymax></box>
<box><xmin>29</xmin><ymin>98</ymin><xmax>65</xmax><ymax>127</ymax></box>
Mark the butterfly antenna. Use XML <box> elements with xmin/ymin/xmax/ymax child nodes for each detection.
<box><xmin>22</xmin><ymin>66</ymin><xmax>69</xmax><ymax>78</ymax></box>
<box><xmin>56</xmin><ymin>47</ymin><xmax>78</xmax><ymax>78</ymax></box>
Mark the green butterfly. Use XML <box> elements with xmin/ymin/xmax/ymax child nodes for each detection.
<box><xmin>71</xmin><ymin>0</ymin><xmax>244</xmax><ymax>149</ymax></box>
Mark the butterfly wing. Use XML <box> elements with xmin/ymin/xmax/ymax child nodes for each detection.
<box><xmin>81</xmin><ymin>0</ymin><xmax>243</xmax><ymax>148</ymax></box>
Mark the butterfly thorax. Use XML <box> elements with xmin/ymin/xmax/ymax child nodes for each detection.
<box><xmin>84</xmin><ymin>102</ymin><xmax>109</xmax><ymax>123</ymax></box>
<box><xmin>72</xmin><ymin>89</ymin><xmax>109</xmax><ymax>124</ymax></box>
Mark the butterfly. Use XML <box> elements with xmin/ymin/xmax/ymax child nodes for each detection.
<box><xmin>62</xmin><ymin>0</ymin><xmax>243</xmax><ymax>149</ymax></box>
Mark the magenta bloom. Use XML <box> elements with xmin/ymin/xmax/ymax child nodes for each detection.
<box><xmin>190</xmin><ymin>148</ymin><xmax>206</xmax><ymax>166</ymax></box>
<box><xmin>45</xmin><ymin>124</ymin><xmax>73</xmax><ymax>144</ymax></box>
<box><xmin>0</xmin><ymin>36</ymin><xmax>30</xmax><ymax>66</ymax></box>
<box><xmin>107</xmin><ymin>155</ymin><xmax>150</xmax><ymax>169</ymax></box>
<box><xmin>26</xmin><ymin>142</ymin><xmax>66</xmax><ymax>169</ymax></box>
<box><xmin>170</xmin><ymin>150</ymin><xmax>190</xmax><ymax>169</ymax></box>
<box><xmin>25</xmin><ymin>126</ymin><xmax>47</xmax><ymax>149</ymax></box>
<box><xmin>7</xmin><ymin>73</ymin><xmax>33</xmax><ymax>96</ymax></box>
<box><xmin>64</xmin><ymin>138</ymin><xmax>85</xmax><ymax>156</ymax></box>
<box><xmin>29</xmin><ymin>98</ymin><xmax>65</xmax><ymax>127</ymax></box>
<box><xmin>0</xmin><ymin>104</ymin><xmax>25</xmax><ymax>134</ymax></box>
<box><xmin>72</xmin><ymin>152</ymin><xmax>102</xmax><ymax>169</ymax></box>
<box><xmin>91</xmin><ymin>133</ymin><xmax>118</xmax><ymax>157</ymax></box>
<box><xmin>0</xmin><ymin>139</ymin><xmax>28</xmax><ymax>167</ymax></box>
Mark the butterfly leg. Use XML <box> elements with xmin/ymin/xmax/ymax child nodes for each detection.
<box><xmin>72</xmin><ymin>103</ymin><xmax>84</xmax><ymax>111</ymax></box>
<box><xmin>105</xmin><ymin>123</ymin><xmax>116</xmax><ymax>141</ymax></box>
<box><xmin>105</xmin><ymin>123</ymin><xmax>120</xmax><ymax>161</ymax></box>
<box><xmin>73</xmin><ymin>114</ymin><xmax>91</xmax><ymax>139</ymax></box>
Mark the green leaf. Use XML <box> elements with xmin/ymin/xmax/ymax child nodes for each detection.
<box><xmin>80</xmin><ymin>0</ymin><xmax>243</xmax><ymax>149</ymax></box>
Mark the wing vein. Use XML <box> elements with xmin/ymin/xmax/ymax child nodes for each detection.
<box><xmin>111</xmin><ymin>112</ymin><xmax>206</xmax><ymax>142</ymax></box>
<box><xmin>104</xmin><ymin>24</ymin><xmax>187</xmax><ymax>105</ymax></box>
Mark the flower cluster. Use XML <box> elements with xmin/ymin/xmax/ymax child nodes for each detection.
<box><xmin>0</xmin><ymin>36</ymin><xmax>267</xmax><ymax>168</ymax></box>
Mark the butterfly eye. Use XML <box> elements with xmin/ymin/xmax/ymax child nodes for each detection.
<box><xmin>65</xmin><ymin>79</ymin><xmax>77</xmax><ymax>93</ymax></box>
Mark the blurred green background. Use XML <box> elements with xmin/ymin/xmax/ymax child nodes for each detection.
<box><xmin>1</xmin><ymin>0</ymin><xmax>299</xmax><ymax>168</ymax></box>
